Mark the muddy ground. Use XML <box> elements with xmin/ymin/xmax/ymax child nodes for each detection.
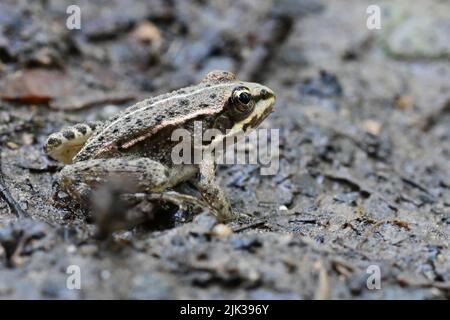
<box><xmin>0</xmin><ymin>0</ymin><xmax>449</xmax><ymax>299</ymax></box>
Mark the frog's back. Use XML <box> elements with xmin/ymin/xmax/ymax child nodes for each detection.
<box><xmin>74</xmin><ymin>79</ymin><xmax>235</xmax><ymax>162</ymax></box>
<box><xmin>44</xmin><ymin>70</ymin><xmax>240</xmax><ymax>164</ymax></box>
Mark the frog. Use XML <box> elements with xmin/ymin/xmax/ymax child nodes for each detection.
<box><xmin>43</xmin><ymin>70</ymin><xmax>276</xmax><ymax>221</ymax></box>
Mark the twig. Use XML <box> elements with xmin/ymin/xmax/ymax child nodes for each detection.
<box><xmin>400</xmin><ymin>176</ymin><xmax>433</xmax><ymax>196</ymax></box>
<box><xmin>239</xmin><ymin>16</ymin><xmax>293</xmax><ymax>82</ymax></box>
<box><xmin>0</xmin><ymin>146</ymin><xmax>30</xmax><ymax>218</ymax></box>
<box><xmin>331</xmin><ymin>258</ymin><xmax>357</xmax><ymax>278</ymax></box>
<box><xmin>397</xmin><ymin>275</ymin><xmax>450</xmax><ymax>291</ymax></box>
<box><xmin>314</xmin><ymin>261</ymin><xmax>330</xmax><ymax>300</ymax></box>
<box><xmin>232</xmin><ymin>219</ymin><xmax>267</xmax><ymax>233</ymax></box>
<box><xmin>414</xmin><ymin>99</ymin><xmax>450</xmax><ymax>131</ymax></box>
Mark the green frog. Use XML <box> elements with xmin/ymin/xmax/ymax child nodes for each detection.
<box><xmin>44</xmin><ymin>70</ymin><xmax>276</xmax><ymax>221</ymax></box>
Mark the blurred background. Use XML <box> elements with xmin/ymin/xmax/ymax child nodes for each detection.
<box><xmin>0</xmin><ymin>0</ymin><xmax>449</xmax><ymax>299</ymax></box>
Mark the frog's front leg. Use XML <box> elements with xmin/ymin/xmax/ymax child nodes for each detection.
<box><xmin>195</xmin><ymin>154</ymin><xmax>235</xmax><ymax>222</ymax></box>
<box><xmin>57</xmin><ymin>158</ymin><xmax>195</xmax><ymax>207</ymax></box>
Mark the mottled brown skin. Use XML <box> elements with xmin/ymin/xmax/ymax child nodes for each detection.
<box><xmin>44</xmin><ymin>70</ymin><xmax>276</xmax><ymax>221</ymax></box>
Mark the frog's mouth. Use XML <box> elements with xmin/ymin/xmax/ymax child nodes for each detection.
<box><xmin>242</xmin><ymin>99</ymin><xmax>275</xmax><ymax>132</ymax></box>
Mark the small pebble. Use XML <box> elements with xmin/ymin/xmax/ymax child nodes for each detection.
<box><xmin>132</xmin><ymin>21</ymin><xmax>161</xmax><ymax>44</ymax></box>
<box><xmin>22</xmin><ymin>133</ymin><xmax>34</xmax><ymax>145</ymax></box>
<box><xmin>362</xmin><ymin>119</ymin><xmax>382</xmax><ymax>136</ymax></box>
<box><xmin>6</xmin><ymin>141</ymin><xmax>19</xmax><ymax>149</ymax></box>
<box><xmin>66</xmin><ymin>245</ymin><xmax>77</xmax><ymax>254</ymax></box>
<box><xmin>211</xmin><ymin>224</ymin><xmax>233</xmax><ymax>237</ymax></box>
<box><xmin>79</xmin><ymin>244</ymin><xmax>98</xmax><ymax>255</ymax></box>
<box><xmin>395</xmin><ymin>95</ymin><xmax>413</xmax><ymax>110</ymax></box>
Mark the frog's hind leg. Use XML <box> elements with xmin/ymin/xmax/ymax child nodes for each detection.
<box><xmin>56</xmin><ymin>158</ymin><xmax>197</xmax><ymax>207</ymax></box>
<box><xmin>44</xmin><ymin>122</ymin><xmax>100</xmax><ymax>164</ymax></box>
<box><xmin>58</xmin><ymin>158</ymin><xmax>167</xmax><ymax>203</ymax></box>
<box><xmin>129</xmin><ymin>191</ymin><xmax>207</xmax><ymax>212</ymax></box>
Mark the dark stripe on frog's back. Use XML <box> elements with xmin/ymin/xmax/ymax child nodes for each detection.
<box><xmin>73</xmin><ymin>82</ymin><xmax>234</xmax><ymax>162</ymax></box>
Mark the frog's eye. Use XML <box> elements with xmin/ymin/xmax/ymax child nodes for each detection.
<box><xmin>238</xmin><ymin>91</ymin><xmax>251</xmax><ymax>104</ymax></box>
<box><xmin>232</xmin><ymin>87</ymin><xmax>253</xmax><ymax>112</ymax></box>
<box><xmin>233</xmin><ymin>87</ymin><xmax>252</xmax><ymax>104</ymax></box>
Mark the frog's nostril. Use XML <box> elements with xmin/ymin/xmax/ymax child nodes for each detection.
<box><xmin>260</xmin><ymin>88</ymin><xmax>271</xmax><ymax>99</ymax></box>
<box><xmin>260</xmin><ymin>88</ymin><xmax>275</xmax><ymax>100</ymax></box>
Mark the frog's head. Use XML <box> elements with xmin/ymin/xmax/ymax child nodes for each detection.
<box><xmin>203</xmin><ymin>70</ymin><xmax>276</xmax><ymax>133</ymax></box>
<box><xmin>226</xmin><ymin>81</ymin><xmax>276</xmax><ymax>133</ymax></box>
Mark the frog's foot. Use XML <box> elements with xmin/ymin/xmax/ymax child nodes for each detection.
<box><xmin>51</xmin><ymin>179</ymin><xmax>90</xmax><ymax>210</ymax></box>
<box><xmin>127</xmin><ymin>191</ymin><xmax>208</xmax><ymax>212</ymax></box>
<box><xmin>149</xmin><ymin>191</ymin><xmax>207</xmax><ymax>211</ymax></box>
<box><xmin>193</xmin><ymin>176</ymin><xmax>235</xmax><ymax>222</ymax></box>
<box><xmin>200</xmin><ymin>185</ymin><xmax>235</xmax><ymax>222</ymax></box>
<box><xmin>122</xmin><ymin>189</ymin><xmax>225</xmax><ymax>221</ymax></box>
<box><xmin>44</xmin><ymin>121</ymin><xmax>101</xmax><ymax>164</ymax></box>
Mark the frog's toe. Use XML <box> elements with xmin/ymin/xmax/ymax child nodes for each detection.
<box><xmin>213</xmin><ymin>202</ymin><xmax>235</xmax><ymax>222</ymax></box>
<box><xmin>44</xmin><ymin>123</ymin><xmax>97</xmax><ymax>164</ymax></box>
